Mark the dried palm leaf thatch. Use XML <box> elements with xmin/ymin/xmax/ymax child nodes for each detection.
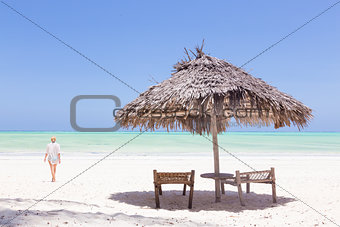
<box><xmin>115</xmin><ymin>46</ymin><xmax>312</xmax><ymax>135</ymax></box>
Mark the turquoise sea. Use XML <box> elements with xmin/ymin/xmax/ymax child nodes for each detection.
<box><xmin>0</xmin><ymin>132</ymin><xmax>339</xmax><ymax>157</ymax></box>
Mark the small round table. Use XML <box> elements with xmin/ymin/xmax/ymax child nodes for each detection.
<box><xmin>200</xmin><ymin>173</ymin><xmax>234</xmax><ymax>179</ymax></box>
<box><xmin>200</xmin><ymin>173</ymin><xmax>234</xmax><ymax>202</ymax></box>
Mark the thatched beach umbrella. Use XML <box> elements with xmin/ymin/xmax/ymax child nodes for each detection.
<box><xmin>115</xmin><ymin>44</ymin><xmax>312</xmax><ymax>202</ymax></box>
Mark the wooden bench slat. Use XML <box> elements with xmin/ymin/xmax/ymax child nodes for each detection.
<box><xmin>156</xmin><ymin>181</ymin><xmax>192</xmax><ymax>185</ymax></box>
<box><xmin>241</xmin><ymin>179</ymin><xmax>273</xmax><ymax>183</ymax></box>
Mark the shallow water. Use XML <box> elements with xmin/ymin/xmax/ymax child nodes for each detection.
<box><xmin>0</xmin><ymin>131</ymin><xmax>339</xmax><ymax>157</ymax></box>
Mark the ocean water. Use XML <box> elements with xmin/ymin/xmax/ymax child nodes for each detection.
<box><xmin>0</xmin><ymin>131</ymin><xmax>339</xmax><ymax>157</ymax></box>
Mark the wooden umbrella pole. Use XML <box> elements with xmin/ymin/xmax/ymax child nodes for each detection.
<box><xmin>211</xmin><ymin>105</ymin><xmax>221</xmax><ymax>202</ymax></box>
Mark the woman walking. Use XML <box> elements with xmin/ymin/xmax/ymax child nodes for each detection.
<box><xmin>44</xmin><ymin>136</ymin><xmax>61</xmax><ymax>182</ymax></box>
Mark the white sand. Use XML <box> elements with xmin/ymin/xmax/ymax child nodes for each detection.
<box><xmin>0</xmin><ymin>155</ymin><xmax>340</xmax><ymax>226</ymax></box>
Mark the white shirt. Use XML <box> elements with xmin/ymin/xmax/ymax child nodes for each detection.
<box><xmin>46</xmin><ymin>142</ymin><xmax>60</xmax><ymax>163</ymax></box>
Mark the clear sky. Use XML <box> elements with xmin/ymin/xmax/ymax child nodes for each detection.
<box><xmin>1</xmin><ymin>1</ymin><xmax>339</xmax><ymax>132</ymax></box>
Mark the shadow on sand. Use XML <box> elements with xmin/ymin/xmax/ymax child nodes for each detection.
<box><xmin>109</xmin><ymin>190</ymin><xmax>295</xmax><ymax>212</ymax></box>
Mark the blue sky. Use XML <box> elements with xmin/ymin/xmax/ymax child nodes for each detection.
<box><xmin>0</xmin><ymin>1</ymin><xmax>339</xmax><ymax>132</ymax></box>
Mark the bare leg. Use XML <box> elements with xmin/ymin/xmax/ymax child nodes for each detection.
<box><xmin>48</xmin><ymin>161</ymin><xmax>55</xmax><ymax>182</ymax></box>
<box><xmin>53</xmin><ymin>164</ymin><xmax>57</xmax><ymax>181</ymax></box>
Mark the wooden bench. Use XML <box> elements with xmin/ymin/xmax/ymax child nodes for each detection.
<box><xmin>153</xmin><ymin>170</ymin><xmax>195</xmax><ymax>209</ymax></box>
<box><xmin>221</xmin><ymin>167</ymin><xmax>277</xmax><ymax>206</ymax></box>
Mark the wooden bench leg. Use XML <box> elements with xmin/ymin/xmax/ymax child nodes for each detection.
<box><xmin>237</xmin><ymin>183</ymin><xmax>245</xmax><ymax>206</ymax></box>
<box><xmin>272</xmin><ymin>181</ymin><xmax>277</xmax><ymax>203</ymax></box>
<box><xmin>183</xmin><ymin>184</ymin><xmax>186</xmax><ymax>195</ymax></box>
<box><xmin>154</xmin><ymin>185</ymin><xmax>160</xmax><ymax>208</ymax></box>
<box><xmin>246</xmin><ymin>183</ymin><xmax>250</xmax><ymax>193</ymax></box>
<box><xmin>236</xmin><ymin>170</ymin><xmax>245</xmax><ymax>206</ymax></box>
<box><xmin>159</xmin><ymin>185</ymin><xmax>162</xmax><ymax>195</ymax></box>
<box><xmin>221</xmin><ymin>182</ymin><xmax>225</xmax><ymax>194</ymax></box>
<box><xmin>188</xmin><ymin>185</ymin><xmax>194</xmax><ymax>209</ymax></box>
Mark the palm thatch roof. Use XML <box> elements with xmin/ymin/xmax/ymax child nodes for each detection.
<box><xmin>115</xmin><ymin>46</ymin><xmax>312</xmax><ymax>134</ymax></box>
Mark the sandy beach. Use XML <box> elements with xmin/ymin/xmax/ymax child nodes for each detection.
<box><xmin>2</xmin><ymin>0</ymin><xmax>339</xmax><ymax>226</ymax></box>
<box><xmin>1</xmin><ymin>155</ymin><xmax>339</xmax><ymax>226</ymax></box>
